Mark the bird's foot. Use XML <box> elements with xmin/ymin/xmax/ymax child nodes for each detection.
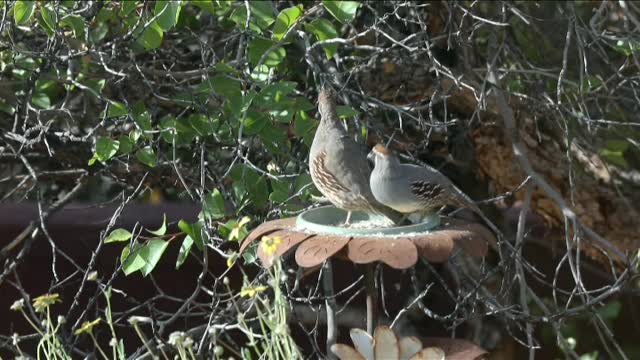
<box><xmin>343</xmin><ymin>211</ymin><xmax>353</xmax><ymax>227</ymax></box>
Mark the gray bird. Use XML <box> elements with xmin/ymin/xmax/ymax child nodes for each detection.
<box><xmin>368</xmin><ymin>144</ymin><xmax>482</xmax><ymax>218</ymax></box>
<box><xmin>309</xmin><ymin>88</ymin><xmax>402</xmax><ymax>225</ymax></box>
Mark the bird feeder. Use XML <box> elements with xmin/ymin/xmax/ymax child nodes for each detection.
<box><xmin>240</xmin><ymin>206</ymin><xmax>494</xmax><ymax>269</ymax></box>
<box><xmin>239</xmin><ymin>205</ymin><xmax>494</xmax><ymax>359</ymax></box>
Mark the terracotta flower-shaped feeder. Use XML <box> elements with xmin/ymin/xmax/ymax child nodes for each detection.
<box><xmin>332</xmin><ymin>325</ymin><xmax>487</xmax><ymax>360</ymax></box>
<box><xmin>239</xmin><ymin>206</ymin><xmax>495</xmax><ymax>269</ymax></box>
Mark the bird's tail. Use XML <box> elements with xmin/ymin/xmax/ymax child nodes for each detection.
<box><xmin>452</xmin><ymin>193</ymin><xmax>503</xmax><ymax>242</ymax></box>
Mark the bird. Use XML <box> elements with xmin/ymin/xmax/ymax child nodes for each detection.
<box><xmin>309</xmin><ymin>87</ymin><xmax>402</xmax><ymax>225</ymax></box>
<box><xmin>368</xmin><ymin>143</ymin><xmax>483</xmax><ymax>220</ymax></box>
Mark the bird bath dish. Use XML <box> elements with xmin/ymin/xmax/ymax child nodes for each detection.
<box><xmin>296</xmin><ymin>206</ymin><xmax>440</xmax><ymax>236</ymax></box>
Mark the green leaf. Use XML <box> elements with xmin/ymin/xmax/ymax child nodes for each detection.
<box><xmin>95</xmin><ymin>137</ymin><xmax>119</xmax><ymax>161</ymax></box>
<box><xmin>14</xmin><ymin>0</ymin><xmax>35</xmax><ymax>25</ymax></box>
<box><xmin>210</xmin><ymin>76</ymin><xmax>245</xmax><ymax>117</ymax></box>
<box><xmin>136</xmin><ymin>146</ymin><xmax>157</xmax><ymax>167</ymax></box>
<box><xmin>255</xmin><ymin>81</ymin><xmax>297</xmax><ymax>105</ymax></box>
<box><xmin>106</xmin><ymin>102</ymin><xmax>128</xmax><ymax>118</ymax></box>
<box><xmin>242</xmin><ymin>247</ymin><xmax>257</xmax><ymax>265</ymax></box>
<box><xmin>229</xmin><ymin>164</ymin><xmax>269</xmax><ymax>208</ymax></box>
<box><xmin>31</xmin><ymin>92</ymin><xmax>51</xmax><ymax>109</ymax></box>
<box><xmin>175</xmin><ymin>117</ymin><xmax>199</xmax><ymax>144</ymax></box>
<box><xmin>614</xmin><ymin>40</ymin><xmax>639</xmax><ymax>57</ymax></box>
<box><xmin>38</xmin><ymin>5</ymin><xmax>55</xmax><ymax>37</ymax></box>
<box><xmin>269</xmin><ymin>179</ymin><xmax>290</xmax><ymax>203</ymax></box>
<box><xmin>139</xmin><ymin>21</ymin><xmax>164</xmax><ymax>49</ymax></box>
<box><xmin>294</xmin><ymin>173</ymin><xmax>315</xmax><ymax>193</ymax></box>
<box><xmin>132</xmin><ymin>102</ymin><xmax>152</xmax><ymax>136</ymax></box>
<box><xmin>85</xmin><ymin>79</ymin><xmax>106</xmax><ymax>97</ymax></box>
<box><xmin>178</xmin><ymin>220</ymin><xmax>204</xmax><ymax>251</ymax></box>
<box><xmin>41</xmin><ymin>4</ymin><xmax>55</xmax><ymax>30</ymax></box>
<box><xmin>90</xmin><ymin>21</ymin><xmax>108</xmax><ymax>43</ymax></box>
<box><xmin>242</xmin><ymin>110</ymin><xmax>268</xmax><ymax>135</ymax></box>
<box><xmin>211</xmin><ymin>75</ymin><xmax>241</xmax><ymax>98</ymax></box>
<box><xmin>597</xmin><ymin>301</ymin><xmax>621</xmax><ymax>321</ymax></box>
<box><xmin>160</xmin><ymin>115</ymin><xmax>182</xmax><ymax>144</ymax></box>
<box><xmin>230</xmin><ymin>1</ymin><xmax>274</xmax><ymax>33</ymax></box>
<box><xmin>272</xmin><ymin>5</ymin><xmax>303</xmax><ymax>41</ymax></box>
<box><xmin>203</xmin><ymin>189</ymin><xmax>225</xmax><ymax>220</ymax></box>
<box><xmin>105</xmin><ymin>228</ymin><xmax>132</xmax><ymax>243</ymax></box>
<box><xmin>139</xmin><ymin>239</ymin><xmax>170</xmax><ymax>276</ymax></box>
<box><xmin>600</xmin><ymin>149</ymin><xmax>628</xmax><ymax>168</ymax></box>
<box><xmin>248</xmin><ymin>37</ymin><xmax>286</xmax><ymax>67</ymax></box>
<box><xmin>60</xmin><ymin>15</ymin><xmax>85</xmax><ymax>38</ymax></box>
<box><xmin>250</xmin><ymin>64</ymin><xmax>270</xmax><ymax>82</ymax></box>
<box><xmin>259</xmin><ymin>125</ymin><xmax>288</xmax><ymax>154</ymax></box>
<box><xmin>121</xmin><ymin>244</ymin><xmax>146</xmax><ymax>275</ymax></box>
<box><xmin>581</xmin><ymin>75</ymin><xmax>602</xmax><ymax>92</ymax></box>
<box><xmin>175</xmin><ymin>235</ymin><xmax>194</xmax><ymax>269</ymax></box>
<box><xmin>154</xmin><ymin>0</ymin><xmax>182</xmax><ymax>30</ymax></box>
<box><xmin>322</xmin><ymin>1</ymin><xmax>360</xmax><ymax>23</ymax></box>
<box><xmin>87</xmin><ymin>154</ymin><xmax>98</xmax><ymax>166</ymax></box>
<box><xmin>159</xmin><ymin>115</ymin><xmax>177</xmax><ymax>143</ymax></box>
<box><xmin>605</xmin><ymin>140</ymin><xmax>629</xmax><ymax>152</ymax></box>
<box><xmin>148</xmin><ymin>214</ymin><xmax>167</xmax><ymax>236</ymax></box>
<box><xmin>192</xmin><ymin>0</ymin><xmax>216</xmax><ymax>16</ymax></box>
<box><xmin>337</xmin><ymin>105</ymin><xmax>359</xmax><ymax>118</ymax></box>
<box><xmin>305</xmin><ymin>18</ymin><xmax>339</xmax><ymax>58</ymax></box>
<box><xmin>188</xmin><ymin>114</ymin><xmax>217</xmax><ymax>136</ymax></box>
<box><xmin>294</xmin><ymin>111</ymin><xmax>317</xmax><ymax>145</ymax></box>
<box><xmin>117</xmin><ymin>135</ymin><xmax>134</xmax><ymax>154</ymax></box>
<box><xmin>600</xmin><ymin>140</ymin><xmax>630</xmax><ymax>168</ymax></box>
<box><xmin>0</xmin><ymin>101</ymin><xmax>16</xmax><ymax>115</ymax></box>
<box><xmin>121</xmin><ymin>1</ymin><xmax>138</xmax><ymax>16</ymax></box>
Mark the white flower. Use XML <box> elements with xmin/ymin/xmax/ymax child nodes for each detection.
<box><xmin>331</xmin><ymin>326</ymin><xmax>445</xmax><ymax>360</ymax></box>
<box><xmin>168</xmin><ymin>331</ymin><xmax>194</xmax><ymax>348</ymax></box>
<box><xmin>87</xmin><ymin>271</ymin><xmax>98</xmax><ymax>281</ymax></box>
<box><xmin>128</xmin><ymin>316</ymin><xmax>152</xmax><ymax>325</ymax></box>
<box><xmin>10</xmin><ymin>299</ymin><xmax>24</xmax><ymax>311</ymax></box>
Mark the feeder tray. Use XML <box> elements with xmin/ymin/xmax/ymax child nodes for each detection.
<box><xmin>240</xmin><ymin>206</ymin><xmax>496</xmax><ymax>269</ymax></box>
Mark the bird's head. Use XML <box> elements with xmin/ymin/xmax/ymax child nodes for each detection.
<box><xmin>368</xmin><ymin>143</ymin><xmax>393</xmax><ymax>165</ymax></box>
<box><xmin>318</xmin><ymin>86</ymin><xmax>338</xmax><ymax>121</ymax></box>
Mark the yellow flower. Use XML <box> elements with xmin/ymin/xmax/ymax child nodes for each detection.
<box><xmin>261</xmin><ymin>235</ymin><xmax>282</xmax><ymax>256</ymax></box>
<box><xmin>229</xmin><ymin>217</ymin><xmax>251</xmax><ymax>241</ymax></box>
<box><xmin>74</xmin><ymin>318</ymin><xmax>101</xmax><ymax>335</ymax></box>
<box><xmin>32</xmin><ymin>293</ymin><xmax>61</xmax><ymax>312</ymax></box>
<box><xmin>226</xmin><ymin>251</ymin><xmax>238</xmax><ymax>268</ymax></box>
<box><xmin>240</xmin><ymin>285</ymin><xmax>268</xmax><ymax>298</ymax></box>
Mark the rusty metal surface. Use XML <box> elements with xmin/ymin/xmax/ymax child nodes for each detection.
<box><xmin>295</xmin><ymin>235</ymin><xmax>351</xmax><ymax>268</ymax></box>
<box><xmin>347</xmin><ymin>237</ymin><xmax>418</xmax><ymax>269</ymax></box>
<box><xmin>411</xmin><ymin>233</ymin><xmax>456</xmax><ymax>263</ymax></box>
<box><xmin>420</xmin><ymin>337</ymin><xmax>488</xmax><ymax>360</ymax></box>
<box><xmin>239</xmin><ymin>217</ymin><xmax>297</xmax><ymax>253</ymax></box>
<box><xmin>243</xmin><ymin>216</ymin><xmax>493</xmax><ymax>269</ymax></box>
<box><xmin>256</xmin><ymin>230</ymin><xmax>313</xmax><ymax>267</ymax></box>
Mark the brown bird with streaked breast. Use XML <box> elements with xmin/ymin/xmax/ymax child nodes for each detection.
<box><xmin>309</xmin><ymin>87</ymin><xmax>402</xmax><ymax>225</ymax></box>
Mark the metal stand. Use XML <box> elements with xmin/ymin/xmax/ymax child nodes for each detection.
<box><xmin>322</xmin><ymin>259</ymin><xmax>337</xmax><ymax>359</ymax></box>
<box><xmin>364</xmin><ymin>263</ymin><xmax>378</xmax><ymax>335</ymax></box>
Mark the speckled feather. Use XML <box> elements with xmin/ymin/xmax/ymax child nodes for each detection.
<box><xmin>370</xmin><ymin>146</ymin><xmax>481</xmax><ymax>215</ymax></box>
<box><xmin>309</xmin><ymin>88</ymin><xmax>401</xmax><ymax>222</ymax></box>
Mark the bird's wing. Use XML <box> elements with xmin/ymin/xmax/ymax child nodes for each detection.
<box><xmin>311</xmin><ymin>151</ymin><xmax>350</xmax><ymax>194</ymax></box>
<box><xmin>323</xmin><ymin>134</ymin><xmax>373</xmax><ymax>195</ymax></box>
<box><xmin>406</xmin><ymin>164</ymin><xmax>479</xmax><ymax>211</ymax></box>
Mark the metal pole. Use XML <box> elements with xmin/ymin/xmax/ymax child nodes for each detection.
<box><xmin>322</xmin><ymin>259</ymin><xmax>338</xmax><ymax>359</ymax></box>
<box><xmin>364</xmin><ymin>263</ymin><xmax>378</xmax><ymax>335</ymax></box>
